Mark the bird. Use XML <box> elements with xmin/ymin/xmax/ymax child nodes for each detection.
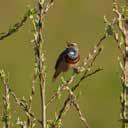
<box><xmin>52</xmin><ymin>42</ymin><xmax>80</xmax><ymax>81</ymax></box>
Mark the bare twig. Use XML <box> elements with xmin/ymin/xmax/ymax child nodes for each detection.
<box><xmin>63</xmin><ymin>85</ymin><xmax>89</xmax><ymax>128</ymax></box>
<box><xmin>46</xmin><ymin>74</ymin><xmax>76</xmax><ymax>107</ymax></box>
<box><xmin>36</xmin><ymin>1</ymin><xmax>47</xmax><ymax>127</ymax></box>
<box><xmin>81</xmin><ymin>35</ymin><xmax>105</xmax><ymax>69</ymax></box>
<box><xmin>72</xmin><ymin>68</ymin><xmax>102</xmax><ymax>92</ymax></box>
<box><xmin>0</xmin><ymin>11</ymin><xmax>29</xmax><ymax>41</ymax></box>
<box><xmin>56</xmin><ymin>68</ymin><xmax>102</xmax><ymax>123</ymax></box>
<box><xmin>73</xmin><ymin>101</ymin><xmax>89</xmax><ymax>128</ymax></box>
<box><xmin>113</xmin><ymin>0</ymin><xmax>125</xmax><ymax>35</ymax></box>
<box><xmin>113</xmin><ymin>32</ymin><xmax>125</xmax><ymax>58</ymax></box>
<box><xmin>0</xmin><ymin>0</ymin><xmax>54</xmax><ymax>41</ymax></box>
<box><xmin>30</xmin><ymin>0</ymin><xmax>54</xmax><ymax>128</ymax></box>
<box><xmin>27</xmin><ymin>74</ymin><xmax>37</xmax><ymax>128</ymax></box>
<box><xmin>0</xmin><ymin>70</ymin><xmax>10</xmax><ymax>128</ymax></box>
<box><xmin>0</xmin><ymin>70</ymin><xmax>42</xmax><ymax>127</ymax></box>
<box><xmin>10</xmin><ymin>89</ymin><xmax>42</xmax><ymax>124</ymax></box>
<box><xmin>113</xmin><ymin>0</ymin><xmax>128</xmax><ymax>127</ymax></box>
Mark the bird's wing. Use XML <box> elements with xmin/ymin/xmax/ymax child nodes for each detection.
<box><xmin>55</xmin><ymin>50</ymin><xmax>66</xmax><ymax>69</ymax></box>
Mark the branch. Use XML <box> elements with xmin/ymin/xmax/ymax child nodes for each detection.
<box><xmin>56</xmin><ymin>68</ymin><xmax>102</xmax><ymax>123</ymax></box>
<box><xmin>0</xmin><ymin>11</ymin><xmax>29</xmax><ymax>41</ymax></box>
<box><xmin>0</xmin><ymin>70</ymin><xmax>11</xmax><ymax>128</ymax></box>
<box><xmin>0</xmin><ymin>0</ymin><xmax>54</xmax><ymax>41</ymax></box>
<box><xmin>72</xmin><ymin>68</ymin><xmax>103</xmax><ymax>92</ymax></box>
<box><xmin>81</xmin><ymin>35</ymin><xmax>105</xmax><ymax>69</ymax></box>
<box><xmin>30</xmin><ymin>0</ymin><xmax>55</xmax><ymax>128</ymax></box>
<box><xmin>73</xmin><ymin>101</ymin><xmax>89</xmax><ymax>128</ymax></box>
<box><xmin>46</xmin><ymin>74</ymin><xmax>76</xmax><ymax>107</ymax></box>
<box><xmin>0</xmin><ymin>70</ymin><xmax>41</xmax><ymax>127</ymax></box>
<box><xmin>63</xmin><ymin>85</ymin><xmax>89</xmax><ymax>128</ymax></box>
<box><xmin>113</xmin><ymin>32</ymin><xmax>125</xmax><ymax>58</ymax></box>
<box><xmin>112</xmin><ymin>0</ymin><xmax>128</xmax><ymax>127</ymax></box>
<box><xmin>10</xmin><ymin>90</ymin><xmax>42</xmax><ymax>124</ymax></box>
<box><xmin>113</xmin><ymin>0</ymin><xmax>125</xmax><ymax>34</ymax></box>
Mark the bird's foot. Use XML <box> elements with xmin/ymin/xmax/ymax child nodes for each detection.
<box><xmin>73</xmin><ymin>67</ymin><xmax>80</xmax><ymax>74</ymax></box>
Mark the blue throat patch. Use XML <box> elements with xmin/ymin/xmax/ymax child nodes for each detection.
<box><xmin>65</xmin><ymin>48</ymin><xmax>79</xmax><ymax>60</ymax></box>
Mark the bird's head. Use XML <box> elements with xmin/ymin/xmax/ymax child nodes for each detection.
<box><xmin>64</xmin><ymin>41</ymin><xmax>80</xmax><ymax>62</ymax></box>
<box><xmin>66</xmin><ymin>41</ymin><xmax>78</xmax><ymax>48</ymax></box>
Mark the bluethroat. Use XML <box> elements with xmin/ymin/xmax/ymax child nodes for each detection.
<box><xmin>53</xmin><ymin>42</ymin><xmax>80</xmax><ymax>81</ymax></box>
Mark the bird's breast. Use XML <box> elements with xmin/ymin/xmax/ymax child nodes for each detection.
<box><xmin>65</xmin><ymin>55</ymin><xmax>80</xmax><ymax>64</ymax></box>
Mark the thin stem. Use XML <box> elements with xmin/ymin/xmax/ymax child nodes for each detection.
<box><xmin>113</xmin><ymin>0</ymin><xmax>128</xmax><ymax>127</ymax></box>
<box><xmin>56</xmin><ymin>68</ymin><xmax>102</xmax><ymax>122</ymax></box>
<box><xmin>35</xmin><ymin>1</ymin><xmax>46</xmax><ymax>127</ymax></box>
<box><xmin>0</xmin><ymin>11</ymin><xmax>29</xmax><ymax>41</ymax></box>
<box><xmin>10</xmin><ymin>90</ymin><xmax>42</xmax><ymax>124</ymax></box>
<box><xmin>32</xmin><ymin>0</ymin><xmax>54</xmax><ymax>127</ymax></box>
<box><xmin>73</xmin><ymin>101</ymin><xmax>89</xmax><ymax>128</ymax></box>
<box><xmin>64</xmin><ymin>85</ymin><xmax>89</xmax><ymax>128</ymax></box>
<box><xmin>29</xmin><ymin>0</ymin><xmax>54</xmax><ymax>127</ymax></box>
<box><xmin>0</xmin><ymin>71</ymin><xmax>10</xmax><ymax>128</ymax></box>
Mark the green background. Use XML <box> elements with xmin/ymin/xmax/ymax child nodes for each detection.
<box><xmin>0</xmin><ymin>0</ymin><xmax>121</xmax><ymax>128</ymax></box>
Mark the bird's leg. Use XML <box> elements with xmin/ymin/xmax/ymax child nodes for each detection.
<box><xmin>73</xmin><ymin>67</ymin><xmax>80</xmax><ymax>74</ymax></box>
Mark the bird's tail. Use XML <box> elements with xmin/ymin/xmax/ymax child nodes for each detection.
<box><xmin>52</xmin><ymin>70</ymin><xmax>60</xmax><ymax>81</ymax></box>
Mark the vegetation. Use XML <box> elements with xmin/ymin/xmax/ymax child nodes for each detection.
<box><xmin>0</xmin><ymin>0</ymin><xmax>128</xmax><ymax>128</ymax></box>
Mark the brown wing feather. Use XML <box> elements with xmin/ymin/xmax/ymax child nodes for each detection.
<box><xmin>53</xmin><ymin>50</ymin><xmax>66</xmax><ymax>81</ymax></box>
<box><xmin>55</xmin><ymin>50</ymin><xmax>66</xmax><ymax>69</ymax></box>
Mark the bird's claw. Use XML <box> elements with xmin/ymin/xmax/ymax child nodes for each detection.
<box><xmin>73</xmin><ymin>67</ymin><xmax>80</xmax><ymax>74</ymax></box>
